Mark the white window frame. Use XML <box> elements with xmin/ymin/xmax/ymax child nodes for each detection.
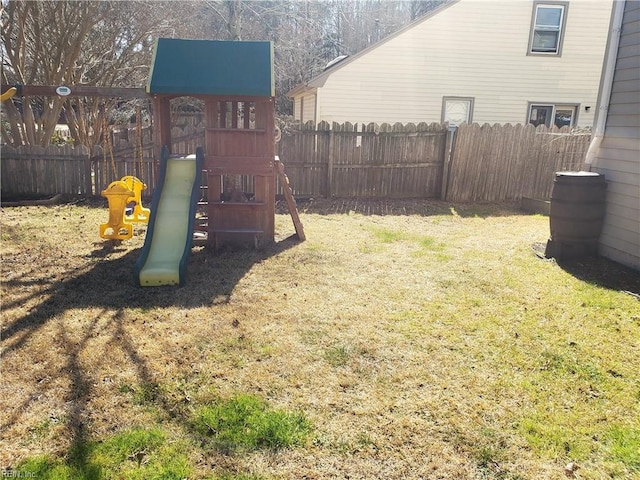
<box><xmin>528</xmin><ymin>2</ymin><xmax>569</xmax><ymax>56</ymax></box>
<box><xmin>441</xmin><ymin>96</ymin><xmax>475</xmax><ymax>127</ymax></box>
<box><xmin>527</xmin><ymin>103</ymin><xmax>579</xmax><ymax>128</ymax></box>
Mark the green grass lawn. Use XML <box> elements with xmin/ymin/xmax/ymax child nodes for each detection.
<box><xmin>1</xmin><ymin>199</ymin><xmax>638</xmax><ymax>479</ymax></box>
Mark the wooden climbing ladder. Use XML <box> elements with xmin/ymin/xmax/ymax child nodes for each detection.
<box><xmin>275</xmin><ymin>157</ymin><xmax>305</xmax><ymax>241</ymax></box>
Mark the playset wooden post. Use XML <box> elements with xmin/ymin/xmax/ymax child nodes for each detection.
<box><xmin>147</xmin><ymin>38</ymin><xmax>286</xmax><ymax>248</ymax></box>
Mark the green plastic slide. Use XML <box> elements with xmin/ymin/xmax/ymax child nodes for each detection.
<box><xmin>134</xmin><ymin>147</ymin><xmax>203</xmax><ymax>286</ymax></box>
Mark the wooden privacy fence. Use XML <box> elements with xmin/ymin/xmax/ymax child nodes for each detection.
<box><xmin>1</xmin><ymin>144</ymin><xmax>93</xmax><ymax>196</ymax></box>
<box><xmin>0</xmin><ymin>124</ymin><xmax>204</xmax><ymax>198</ymax></box>
<box><xmin>0</xmin><ymin>143</ymin><xmax>158</xmax><ymax>197</ymax></box>
<box><xmin>277</xmin><ymin>121</ymin><xmax>448</xmax><ymax>198</ymax></box>
<box><xmin>444</xmin><ymin>123</ymin><xmax>591</xmax><ymax>202</ymax></box>
<box><xmin>1</xmin><ymin>121</ymin><xmax>591</xmax><ymax>203</ymax></box>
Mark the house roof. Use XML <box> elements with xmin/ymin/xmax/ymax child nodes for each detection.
<box><xmin>286</xmin><ymin>0</ymin><xmax>459</xmax><ymax>97</ymax></box>
<box><xmin>147</xmin><ymin>38</ymin><xmax>274</xmax><ymax>97</ymax></box>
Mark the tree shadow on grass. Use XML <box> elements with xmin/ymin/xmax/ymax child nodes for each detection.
<box><xmin>2</xmin><ymin>237</ymin><xmax>300</xmax><ymax>351</ymax></box>
<box><xmin>0</xmin><ymin>235</ymin><xmax>301</xmax><ymax>469</ymax></box>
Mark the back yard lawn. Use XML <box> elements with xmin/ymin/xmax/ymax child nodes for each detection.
<box><xmin>1</xmin><ymin>199</ymin><xmax>638</xmax><ymax>479</ymax></box>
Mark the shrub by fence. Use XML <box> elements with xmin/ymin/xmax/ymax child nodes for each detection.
<box><xmin>1</xmin><ymin>121</ymin><xmax>590</xmax><ymax>203</ymax></box>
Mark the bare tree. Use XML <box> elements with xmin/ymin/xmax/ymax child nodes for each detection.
<box><xmin>1</xmin><ymin>0</ymin><xmax>447</xmax><ymax>148</ymax></box>
<box><xmin>60</xmin><ymin>1</ymin><xmax>164</xmax><ymax>150</ymax></box>
<box><xmin>409</xmin><ymin>0</ymin><xmax>446</xmax><ymax>21</ymax></box>
<box><xmin>1</xmin><ymin>1</ymin><xmax>175</xmax><ymax>148</ymax></box>
<box><xmin>2</xmin><ymin>1</ymin><xmax>100</xmax><ymax>146</ymax></box>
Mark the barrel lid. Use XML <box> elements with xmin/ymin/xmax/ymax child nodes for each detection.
<box><xmin>555</xmin><ymin>171</ymin><xmax>602</xmax><ymax>177</ymax></box>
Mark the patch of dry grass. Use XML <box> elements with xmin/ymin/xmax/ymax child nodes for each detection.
<box><xmin>1</xmin><ymin>199</ymin><xmax>639</xmax><ymax>479</ymax></box>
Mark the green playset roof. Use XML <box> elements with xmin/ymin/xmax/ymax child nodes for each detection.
<box><xmin>147</xmin><ymin>38</ymin><xmax>274</xmax><ymax>97</ymax></box>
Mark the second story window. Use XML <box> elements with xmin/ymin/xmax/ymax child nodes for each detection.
<box><xmin>528</xmin><ymin>2</ymin><xmax>568</xmax><ymax>56</ymax></box>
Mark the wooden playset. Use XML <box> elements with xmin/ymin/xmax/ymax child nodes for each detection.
<box><xmin>3</xmin><ymin>39</ymin><xmax>304</xmax><ymax>286</ymax></box>
<box><xmin>147</xmin><ymin>38</ymin><xmax>293</xmax><ymax>249</ymax></box>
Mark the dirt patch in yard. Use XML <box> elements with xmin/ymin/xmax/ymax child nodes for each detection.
<box><xmin>278</xmin><ymin>197</ymin><xmax>521</xmax><ymax>217</ymax></box>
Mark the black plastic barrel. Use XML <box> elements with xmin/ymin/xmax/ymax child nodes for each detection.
<box><xmin>545</xmin><ymin>171</ymin><xmax>606</xmax><ymax>259</ymax></box>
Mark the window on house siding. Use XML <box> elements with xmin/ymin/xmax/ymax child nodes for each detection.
<box><xmin>528</xmin><ymin>2</ymin><xmax>568</xmax><ymax>55</ymax></box>
<box><xmin>528</xmin><ymin>104</ymin><xmax>577</xmax><ymax>128</ymax></box>
<box><xmin>442</xmin><ymin>97</ymin><xmax>474</xmax><ymax>126</ymax></box>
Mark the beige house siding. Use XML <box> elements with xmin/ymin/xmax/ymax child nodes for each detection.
<box><xmin>302</xmin><ymin>91</ymin><xmax>317</xmax><ymax>124</ymax></box>
<box><xmin>592</xmin><ymin>0</ymin><xmax>640</xmax><ymax>270</ymax></box>
<box><xmin>293</xmin><ymin>96</ymin><xmax>302</xmax><ymax>120</ymax></box>
<box><xmin>293</xmin><ymin>90</ymin><xmax>318</xmax><ymax>124</ymax></box>
<box><xmin>298</xmin><ymin>0</ymin><xmax>612</xmax><ymax>127</ymax></box>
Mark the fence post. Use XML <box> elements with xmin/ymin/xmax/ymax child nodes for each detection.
<box><xmin>327</xmin><ymin>124</ymin><xmax>335</xmax><ymax>198</ymax></box>
<box><xmin>84</xmin><ymin>150</ymin><xmax>93</xmax><ymax>195</ymax></box>
<box><xmin>441</xmin><ymin>125</ymin><xmax>457</xmax><ymax>201</ymax></box>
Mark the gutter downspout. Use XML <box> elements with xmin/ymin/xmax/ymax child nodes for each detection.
<box><xmin>584</xmin><ymin>0</ymin><xmax>626</xmax><ymax>169</ymax></box>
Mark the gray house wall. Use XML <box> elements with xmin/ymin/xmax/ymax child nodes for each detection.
<box><xmin>592</xmin><ymin>0</ymin><xmax>640</xmax><ymax>270</ymax></box>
